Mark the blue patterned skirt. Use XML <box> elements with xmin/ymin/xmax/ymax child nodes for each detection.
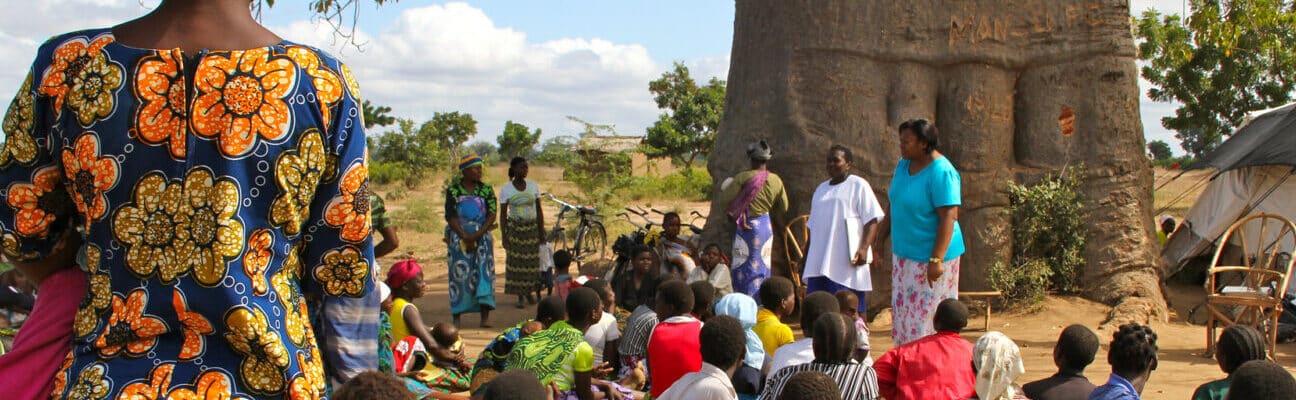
<box><xmin>731</xmin><ymin>214</ymin><xmax>773</xmax><ymax>297</ymax></box>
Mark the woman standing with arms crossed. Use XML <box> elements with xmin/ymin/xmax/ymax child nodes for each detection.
<box><xmin>873</xmin><ymin>118</ymin><xmax>965</xmax><ymax>345</ymax></box>
<box><xmin>500</xmin><ymin>157</ymin><xmax>545</xmax><ymax>308</ymax></box>
<box><xmin>446</xmin><ymin>154</ymin><xmax>497</xmax><ymax>327</ymax></box>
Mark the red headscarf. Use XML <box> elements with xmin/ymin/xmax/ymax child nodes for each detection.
<box><xmin>386</xmin><ymin>259</ymin><xmax>422</xmax><ymax>290</ymax></box>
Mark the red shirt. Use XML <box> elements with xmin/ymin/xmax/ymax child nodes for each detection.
<box><xmin>647</xmin><ymin>315</ymin><xmax>703</xmax><ymax>398</ymax></box>
<box><xmin>873</xmin><ymin>331</ymin><xmax>976</xmax><ymax>400</ymax></box>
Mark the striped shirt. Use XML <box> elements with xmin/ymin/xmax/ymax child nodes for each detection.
<box><xmin>759</xmin><ymin>362</ymin><xmax>881</xmax><ymax>400</ymax></box>
<box><xmin>618</xmin><ymin>305</ymin><xmax>659</xmax><ymax>357</ymax></box>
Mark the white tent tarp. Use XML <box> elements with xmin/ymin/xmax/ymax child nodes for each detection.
<box><xmin>1163</xmin><ymin>165</ymin><xmax>1296</xmax><ymax>272</ymax></box>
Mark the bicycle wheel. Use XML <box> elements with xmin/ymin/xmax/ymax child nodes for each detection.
<box><xmin>577</xmin><ymin>221</ymin><xmax>608</xmax><ymax>264</ymax></box>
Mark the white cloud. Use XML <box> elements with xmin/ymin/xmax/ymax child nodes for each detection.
<box><xmin>278</xmin><ymin>2</ymin><xmax>692</xmax><ymax>143</ymax></box>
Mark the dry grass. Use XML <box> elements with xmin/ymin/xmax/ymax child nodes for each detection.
<box><xmin>1153</xmin><ymin>167</ymin><xmax>1215</xmax><ymax>219</ymax></box>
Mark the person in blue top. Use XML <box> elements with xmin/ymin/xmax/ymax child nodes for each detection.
<box><xmin>872</xmin><ymin>118</ymin><xmax>965</xmax><ymax>345</ymax></box>
<box><xmin>1089</xmin><ymin>323</ymin><xmax>1158</xmax><ymax>400</ymax></box>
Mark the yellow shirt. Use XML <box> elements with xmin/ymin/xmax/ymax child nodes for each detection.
<box><xmin>753</xmin><ymin>308</ymin><xmax>794</xmax><ymax>356</ymax></box>
<box><xmin>390</xmin><ymin>298</ymin><xmax>415</xmax><ymax>341</ymax></box>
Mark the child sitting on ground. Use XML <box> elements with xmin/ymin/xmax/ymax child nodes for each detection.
<box><xmin>1192</xmin><ymin>324</ymin><xmax>1267</xmax><ymax>400</ymax></box>
<box><xmin>508</xmin><ymin>287</ymin><xmax>635</xmax><ymax>400</ymax></box>
<box><xmin>582</xmin><ymin>279</ymin><xmax>622</xmax><ymax>370</ymax></box>
<box><xmin>554</xmin><ymin>249</ymin><xmax>577</xmax><ymax>299</ymax></box>
<box><xmin>1022</xmin><ymin>324</ymin><xmax>1100</xmax><ymax>400</ymax></box>
<box><xmin>687</xmin><ymin>243</ymin><xmax>733</xmax><ymax>297</ymax></box>
<box><xmin>754</xmin><ymin>276</ymin><xmax>797</xmax><ymax>357</ymax></box>
<box><xmin>647</xmin><ymin>280</ymin><xmax>704</xmax><ymax>398</ymax></box>
<box><xmin>834</xmin><ymin>290</ymin><xmax>871</xmax><ymax>363</ymax></box>
<box><xmin>690</xmin><ymin>281</ymin><xmax>716</xmax><ymax>322</ymax></box>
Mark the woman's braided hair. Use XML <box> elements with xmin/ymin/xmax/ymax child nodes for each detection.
<box><xmin>1217</xmin><ymin>324</ymin><xmax>1267</xmax><ymax>374</ymax></box>
<box><xmin>1108</xmin><ymin>323</ymin><xmax>1158</xmax><ymax>377</ymax></box>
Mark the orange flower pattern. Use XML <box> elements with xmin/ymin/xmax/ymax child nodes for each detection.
<box><xmin>62</xmin><ymin>133</ymin><xmax>120</xmax><ymax>228</ymax></box>
<box><xmin>191</xmin><ymin>48</ymin><xmax>295</xmax><ymax>157</ymax></box>
<box><xmin>132</xmin><ymin>49</ymin><xmax>189</xmax><ymax>158</ymax></box>
<box><xmin>38</xmin><ymin>33</ymin><xmax>123</xmax><ymax>126</ymax></box>
<box><xmin>4</xmin><ymin>30</ymin><xmax>375</xmax><ymax>398</ymax></box>
<box><xmin>323</xmin><ymin>160</ymin><xmax>372</xmax><ymax>243</ymax></box>
<box><xmin>95</xmin><ymin>288</ymin><xmax>167</xmax><ymax>358</ymax></box>
<box><xmin>50</xmin><ymin>351</ymin><xmax>74</xmax><ymax>397</ymax></box>
<box><xmin>1</xmin><ymin>72</ymin><xmax>37</xmax><ymax>167</ymax></box>
<box><xmin>286</xmin><ymin>46</ymin><xmax>343</xmax><ymax>130</ymax></box>
<box><xmin>120</xmin><ymin>363</ymin><xmax>251</xmax><ymax>400</ymax></box>
<box><xmin>244</xmin><ymin>228</ymin><xmax>273</xmax><ymax>295</ymax></box>
<box><xmin>5</xmin><ymin>165</ymin><xmax>71</xmax><ymax>242</ymax></box>
<box><xmin>172</xmin><ymin>289</ymin><xmax>213</xmax><ymax>360</ymax></box>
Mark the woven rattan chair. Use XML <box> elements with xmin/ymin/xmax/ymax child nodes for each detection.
<box><xmin>783</xmin><ymin>214</ymin><xmax>809</xmax><ymax>299</ymax></box>
<box><xmin>1204</xmin><ymin>213</ymin><xmax>1296</xmax><ymax>359</ymax></box>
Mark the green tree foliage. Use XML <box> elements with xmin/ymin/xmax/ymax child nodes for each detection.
<box><xmin>498</xmin><ymin>120</ymin><xmax>543</xmax><ymax>159</ymax></box>
<box><xmin>423</xmin><ymin>111</ymin><xmax>478</xmax><ymax>160</ymax></box>
<box><xmin>468</xmin><ymin>141</ymin><xmax>499</xmax><ymax>161</ymax></box>
<box><xmin>370</xmin><ymin>118</ymin><xmax>450</xmax><ymax>188</ymax></box>
<box><xmin>1135</xmin><ymin>1</ymin><xmax>1296</xmax><ymax>158</ymax></box>
<box><xmin>362</xmin><ymin>100</ymin><xmax>395</xmax><ymax>129</ymax></box>
<box><xmin>989</xmin><ymin>169</ymin><xmax>1088</xmax><ymax>308</ymax></box>
<box><xmin>645</xmin><ymin>62</ymin><xmax>726</xmax><ymax>168</ymax></box>
<box><xmin>534</xmin><ymin>135</ymin><xmax>580</xmax><ymax>167</ymax></box>
<box><xmin>1148</xmin><ymin>140</ymin><xmax>1173</xmax><ymax>161</ymax></box>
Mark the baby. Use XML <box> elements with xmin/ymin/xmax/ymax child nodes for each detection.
<box><xmin>431</xmin><ymin>322</ymin><xmax>472</xmax><ymax>371</ymax></box>
<box><xmin>834</xmin><ymin>290</ymin><xmax>871</xmax><ymax>362</ymax></box>
<box><xmin>521</xmin><ymin>320</ymin><xmax>545</xmax><ymax>337</ymax></box>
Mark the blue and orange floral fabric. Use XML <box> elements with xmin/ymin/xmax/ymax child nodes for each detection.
<box><xmin>0</xmin><ymin>28</ymin><xmax>374</xmax><ymax>399</ymax></box>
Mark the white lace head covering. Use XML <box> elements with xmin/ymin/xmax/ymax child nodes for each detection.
<box><xmin>973</xmin><ymin>331</ymin><xmax>1026</xmax><ymax>400</ymax></box>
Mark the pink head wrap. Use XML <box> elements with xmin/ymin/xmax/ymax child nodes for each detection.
<box><xmin>386</xmin><ymin>259</ymin><xmax>423</xmax><ymax>290</ymax></box>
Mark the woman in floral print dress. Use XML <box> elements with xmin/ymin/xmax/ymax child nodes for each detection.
<box><xmin>0</xmin><ymin>1</ymin><xmax>377</xmax><ymax>398</ymax></box>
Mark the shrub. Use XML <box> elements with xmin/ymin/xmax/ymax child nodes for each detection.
<box><xmin>621</xmin><ymin>168</ymin><xmax>712</xmax><ymax>201</ymax></box>
<box><xmin>368</xmin><ymin>161</ymin><xmax>410</xmax><ymax>185</ymax></box>
<box><xmin>989</xmin><ymin>167</ymin><xmax>1088</xmax><ymax>307</ymax></box>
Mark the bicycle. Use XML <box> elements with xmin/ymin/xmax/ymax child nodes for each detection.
<box><xmin>543</xmin><ymin>193</ymin><xmax>607</xmax><ymax>268</ymax></box>
<box><xmin>613</xmin><ymin>206</ymin><xmax>708</xmax><ymax>280</ymax></box>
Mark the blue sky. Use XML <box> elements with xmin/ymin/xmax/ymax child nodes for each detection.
<box><xmin>0</xmin><ymin>0</ymin><xmax>1191</xmax><ymax>155</ymax></box>
<box><xmin>258</xmin><ymin>1</ymin><xmax>736</xmax><ymax>61</ymax></box>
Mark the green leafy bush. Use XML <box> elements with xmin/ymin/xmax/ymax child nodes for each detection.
<box><xmin>989</xmin><ymin>168</ymin><xmax>1088</xmax><ymax>308</ymax></box>
<box><xmin>622</xmin><ymin>168</ymin><xmax>712</xmax><ymax>201</ymax></box>
<box><xmin>368</xmin><ymin>161</ymin><xmax>410</xmax><ymax>185</ymax></box>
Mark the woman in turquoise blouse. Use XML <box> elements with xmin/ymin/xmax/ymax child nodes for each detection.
<box><xmin>873</xmin><ymin>118</ymin><xmax>965</xmax><ymax>345</ymax></box>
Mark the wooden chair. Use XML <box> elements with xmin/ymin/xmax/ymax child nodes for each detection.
<box><xmin>1204</xmin><ymin>213</ymin><xmax>1296</xmax><ymax>359</ymax></box>
<box><xmin>783</xmin><ymin>214</ymin><xmax>809</xmax><ymax>298</ymax></box>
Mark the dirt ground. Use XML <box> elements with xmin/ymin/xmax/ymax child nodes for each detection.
<box><xmin>381</xmin><ymin>164</ymin><xmax>1294</xmax><ymax>399</ymax></box>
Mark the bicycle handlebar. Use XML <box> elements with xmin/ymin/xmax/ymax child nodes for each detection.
<box><xmin>543</xmin><ymin>192</ymin><xmax>580</xmax><ymax>213</ymax></box>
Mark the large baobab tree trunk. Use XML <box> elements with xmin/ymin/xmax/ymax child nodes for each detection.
<box><xmin>705</xmin><ymin>0</ymin><xmax>1166</xmax><ymax>324</ymax></box>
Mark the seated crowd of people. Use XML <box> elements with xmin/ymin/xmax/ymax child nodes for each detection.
<box><xmin>322</xmin><ymin>240</ymin><xmax>1296</xmax><ymax>400</ymax></box>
